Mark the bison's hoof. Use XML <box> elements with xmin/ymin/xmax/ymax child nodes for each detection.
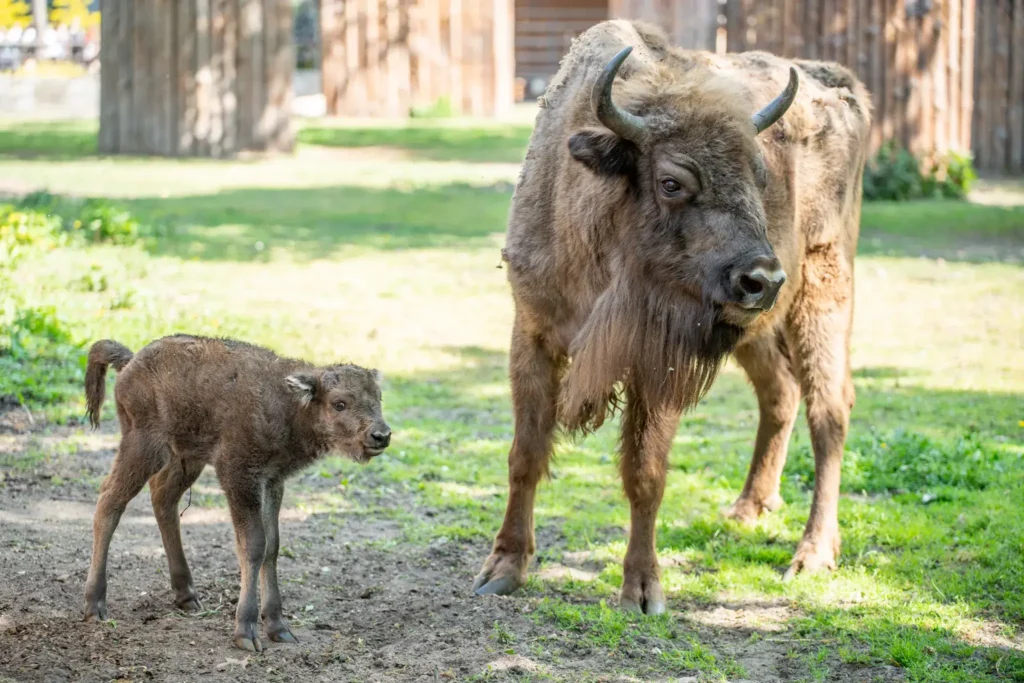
<box><xmin>266</xmin><ymin>618</ymin><xmax>298</xmax><ymax>644</ymax></box>
<box><xmin>472</xmin><ymin>552</ymin><xmax>527</xmax><ymax>596</ymax></box>
<box><xmin>233</xmin><ymin>622</ymin><xmax>264</xmax><ymax>653</ymax></box>
<box><xmin>619</xmin><ymin>575</ymin><xmax>666</xmax><ymax>615</ymax></box>
<box><xmin>176</xmin><ymin>596</ymin><xmax>203</xmax><ymax>613</ymax></box>
<box><xmin>783</xmin><ymin>530</ymin><xmax>840</xmax><ymax>582</ymax></box>
<box><xmin>722</xmin><ymin>492</ymin><xmax>785</xmax><ymax>525</ymax></box>
<box><xmin>83</xmin><ymin>602</ymin><xmax>107</xmax><ymax>622</ymax></box>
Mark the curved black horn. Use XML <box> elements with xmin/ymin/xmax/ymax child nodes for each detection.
<box><xmin>752</xmin><ymin>67</ymin><xmax>799</xmax><ymax>134</ymax></box>
<box><xmin>592</xmin><ymin>46</ymin><xmax>647</xmax><ymax>142</ymax></box>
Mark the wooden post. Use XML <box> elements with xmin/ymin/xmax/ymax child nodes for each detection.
<box><xmin>98</xmin><ymin>0</ymin><xmax>294</xmax><ymax>157</ymax></box>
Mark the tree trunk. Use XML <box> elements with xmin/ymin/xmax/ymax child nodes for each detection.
<box><xmin>98</xmin><ymin>0</ymin><xmax>295</xmax><ymax>157</ymax></box>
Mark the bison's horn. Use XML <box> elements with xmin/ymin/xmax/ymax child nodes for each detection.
<box><xmin>752</xmin><ymin>67</ymin><xmax>800</xmax><ymax>134</ymax></box>
<box><xmin>592</xmin><ymin>46</ymin><xmax>647</xmax><ymax>142</ymax></box>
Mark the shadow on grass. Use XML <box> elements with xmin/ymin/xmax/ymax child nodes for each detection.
<box><xmin>123</xmin><ymin>183</ymin><xmax>514</xmax><ymax>260</ymax></box>
<box><xmin>296</xmin><ymin>124</ymin><xmax>534</xmax><ymax>163</ymax></box>
<box><xmin>860</xmin><ymin>200</ymin><xmax>1024</xmax><ymax>264</ymax></box>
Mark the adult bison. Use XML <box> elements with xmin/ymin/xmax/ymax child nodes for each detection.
<box><xmin>473</xmin><ymin>19</ymin><xmax>870</xmax><ymax>612</ymax></box>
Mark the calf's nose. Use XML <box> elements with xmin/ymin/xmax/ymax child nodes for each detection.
<box><xmin>371</xmin><ymin>429</ymin><xmax>391</xmax><ymax>448</ymax></box>
<box><xmin>731</xmin><ymin>258</ymin><xmax>786</xmax><ymax>311</ymax></box>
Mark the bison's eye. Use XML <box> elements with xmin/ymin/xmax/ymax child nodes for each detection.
<box><xmin>660</xmin><ymin>178</ymin><xmax>682</xmax><ymax>195</ymax></box>
<box><xmin>333</xmin><ymin>401</ymin><xmax>347</xmax><ymax>412</ymax></box>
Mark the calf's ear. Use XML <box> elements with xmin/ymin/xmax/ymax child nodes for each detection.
<box><xmin>286</xmin><ymin>371</ymin><xmax>320</xmax><ymax>407</ymax></box>
<box><xmin>568</xmin><ymin>127</ymin><xmax>639</xmax><ymax>178</ymax></box>
<box><xmin>370</xmin><ymin>368</ymin><xmax>383</xmax><ymax>383</ymax></box>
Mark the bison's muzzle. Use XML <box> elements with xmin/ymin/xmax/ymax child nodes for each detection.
<box><xmin>729</xmin><ymin>256</ymin><xmax>787</xmax><ymax>312</ymax></box>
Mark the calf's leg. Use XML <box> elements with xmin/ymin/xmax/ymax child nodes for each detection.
<box><xmin>473</xmin><ymin>321</ymin><xmax>560</xmax><ymax>596</ymax></box>
<box><xmin>149</xmin><ymin>457</ymin><xmax>205</xmax><ymax>612</ymax></box>
<box><xmin>723</xmin><ymin>333</ymin><xmax>801</xmax><ymax>523</ymax></box>
<box><xmin>84</xmin><ymin>430</ymin><xmax>166</xmax><ymax>621</ymax></box>
<box><xmin>260</xmin><ymin>477</ymin><xmax>296</xmax><ymax>643</ymax></box>
<box><xmin>619</xmin><ymin>388</ymin><xmax>680</xmax><ymax>615</ymax></box>
<box><xmin>784</xmin><ymin>249</ymin><xmax>855</xmax><ymax>580</ymax></box>
<box><xmin>220</xmin><ymin>466</ymin><xmax>267</xmax><ymax>652</ymax></box>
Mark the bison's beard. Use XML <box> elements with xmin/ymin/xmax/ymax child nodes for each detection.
<box><xmin>558</xmin><ymin>272</ymin><xmax>742</xmax><ymax>435</ymax></box>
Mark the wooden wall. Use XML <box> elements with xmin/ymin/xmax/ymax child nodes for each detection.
<box><xmin>610</xmin><ymin>0</ymin><xmax>717</xmax><ymax>50</ymax></box>
<box><xmin>320</xmin><ymin>0</ymin><xmax>515</xmax><ymax>117</ymax></box>
<box><xmin>98</xmin><ymin>0</ymin><xmax>295</xmax><ymax>157</ymax></box>
<box><xmin>516</xmin><ymin>0</ymin><xmax>607</xmax><ymax>98</ymax></box>
<box><xmin>972</xmin><ymin>0</ymin><xmax>1024</xmax><ymax>174</ymax></box>
<box><xmin>723</xmin><ymin>0</ymin><xmax>976</xmax><ymax>164</ymax></box>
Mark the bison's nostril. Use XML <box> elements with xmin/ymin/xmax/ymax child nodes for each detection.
<box><xmin>739</xmin><ymin>274</ymin><xmax>765</xmax><ymax>296</ymax></box>
<box><xmin>371</xmin><ymin>431</ymin><xmax>391</xmax><ymax>448</ymax></box>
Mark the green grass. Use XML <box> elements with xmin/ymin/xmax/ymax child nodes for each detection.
<box><xmin>2</xmin><ymin>119</ymin><xmax>1023</xmax><ymax>681</ymax></box>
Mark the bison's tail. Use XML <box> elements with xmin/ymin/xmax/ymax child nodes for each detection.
<box><xmin>85</xmin><ymin>340</ymin><xmax>133</xmax><ymax>429</ymax></box>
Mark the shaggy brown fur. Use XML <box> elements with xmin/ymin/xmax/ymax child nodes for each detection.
<box><xmin>82</xmin><ymin>335</ymin><xmax>390</xmax><ymax>651</ymax></box>
<box><xmin>475</xmin><ymin>20</ymin><xmax>870</xmax><ymax>612</ymax></box>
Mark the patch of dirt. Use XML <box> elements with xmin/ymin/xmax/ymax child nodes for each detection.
<box><xmin>0</xmin><ymin>423</ymin><xmax>898</xmax><ymax>682</ymax></box>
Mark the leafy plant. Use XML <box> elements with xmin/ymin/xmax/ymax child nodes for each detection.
<box><xmin>75</xmin><ymin>199</ymin><xmax>140</xmax><ymax>245</ymax></box>
<box><xmin>863</xmin><ymin>141</ymin><xmax>977</xmax><ymax>201</ymax></box>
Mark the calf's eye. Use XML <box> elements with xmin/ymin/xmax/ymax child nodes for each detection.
<box><xmin>333</xmin><ymin>401</ymin><xmax>347</xmax><ymax>412</ymax></box>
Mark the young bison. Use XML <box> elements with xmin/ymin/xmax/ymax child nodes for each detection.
<box><xmin>82</xmin><ymin>334</ymin><xmax>390</xmax><ymax>652</ymax></box>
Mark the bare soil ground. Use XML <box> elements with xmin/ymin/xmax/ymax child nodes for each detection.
<box><xmin>0</xmin><ymin>418</ymin><xmax>910</xmax><ymax>683</ymax></box>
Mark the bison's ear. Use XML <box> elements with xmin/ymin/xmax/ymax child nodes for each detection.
<box><xmin>568</xmin><ymin>128</ymin><xmax>639</xmax><ymax>178</ymax></box>
<box><xmin>285</xmin><ymin>371</ymin><xmax>320</xmax><ymax>407</ymax></box>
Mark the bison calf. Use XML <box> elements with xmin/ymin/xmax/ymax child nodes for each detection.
<box><xmin>82</xmin><ymin>334</ymin><xmax>390</xmax><ymax>651</ymax></box>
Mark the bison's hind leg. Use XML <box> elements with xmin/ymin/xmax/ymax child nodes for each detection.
<box><xmin>84</xmin><ymin>429</ymin><xmax>169</xmax><ymax>621</ymax></box>
<box><xmin>149</xmin><ymin>454</ymin><xmax>206</xmax><ymax>612</ymax></box>
<box><xmin>723</xmin><ymin>333</ymin><xmax>801</xmax><ymax>524</ymax></box>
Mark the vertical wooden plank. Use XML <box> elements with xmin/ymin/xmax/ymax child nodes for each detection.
<box><xmin>273</xmin><ymin>0</ymin><xmax>294</xmax><ymax>150</ymax></box>
<box><xmin>385</xmin><ymin>0</ymin><xmax>400</xmax><ymax>116</ymax></box>
<box><xmin>450</xmin><ymin>0</ymin><xmax>462</xmax><ymax>113</ymax></box>
<box><xmin>364</xmin><ymin>0</ymin><xmax>379</xmax><ymax>113</ymax></box>
<box><xmin>933</xmin><ymin>0</ymin><xmax>948</xmax><ymax>154</ymax></box>
<box><xmin>905</xmin><ymin>0</ymin><xmax>920</xmax><ymax>153</ymax></box>
<box><xmin>492</xmin><ymin>0</ymin><xmax>513</xmax><ymax>116</ymax></box>
<box><xmin>918</xmin><ymin>0</ymin><xmax>933</xmax><ymax>155</ymax></box>
<box><xmin>250</xmin><ymin>0</ymin><xmax>265</xmax><ymax>147</ymax></box>
<box><xmin>948</xmin><ymin>0</ymin><xmax>961</xmax><ymax>151</ymax></box>
<box><xmin>237</xmin><ymin>0</ymin><xmax>255</xmax><ymax>149</ymax></box>
<box><xmin>847</xmin><ymin>0</ymin><xmax>859</xmax><ymax>72</ymax></box>
<box><xmin>803</xmin><ymin>0</ymin><xmax>818</xmax><ymax>58</ymax></box>
<box><xmin>116</xmin><ymin>0</ymin><xmax>134</xmax><ymax>153</ymax></box>
<box><xmin>195</xmin><ymin>0</ymin><xmax>212</xmax><ymax>156</ymax></box>
<box><xmin>98</xmin><ymin>0</ymin><xmax>119</xmax><ymax>153</ymax></box>
<box><xmin>209</xmin><ymin>0</ymin><xmax>225</xmax><ymax>156</ymax></box>
<box><xmin>974</xmin><ymin>0</ymin><xmax>991</xmax><ymax>169</ymax></box>
<box><xmin>993</xmin><ymin>0</ymin><xmax>1011</xmax><ymax>171</ymax></box>
<box><xmin>221</xmin><ymin>0</ymin><xmax>238</xmax><ymax>155</ymax></box>
<box><xmin>342</xmin><ymin>0</ymin><xmax>359</xmax><ymax>115</ymax></box>
<box><xmin>132</xmin><ymin>0</ymin><xmax>151</xmax><ymax>153</ymax></box>
<box><xmin>1010</xmin><ymin>0</ymin><xmax>1024</xmax><ymax>172</ymax></box>
<box><xmin>960</xmin><ymin>0</ymin><xmax>974</xmax><ymax>156</ymax></box>
<box><xmin>869</xmin><ymin>0</ymin><xmax>884</xmax><ymax>150</ymax></box>
<box><xmin>177</xmin><ymin>0</ymin><xmax>196</xmax><ymax>155</ymax></box>
<box><xmin>726</xmin><ymin>0</ymin><xmax>745</xmax><ymax>53</ymax></box>
<box><xmin>157</xmin><ymin>0</ymin><xmax>174</xmax><ymax>155</ymax></box>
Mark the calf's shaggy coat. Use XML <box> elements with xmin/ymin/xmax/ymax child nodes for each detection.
<box><xmin>82</xmin><ymin>334</ymin><xmax>390</xmax><ymax>651</ymax></box>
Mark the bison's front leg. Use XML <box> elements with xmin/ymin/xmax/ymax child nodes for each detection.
<box><xmin>222</xmin><ymin>469</ymin><xmax>267</xmax><ymax>652</ymax></box>
<box><xmin>473</xmin><ymin>321</ymin><xmax>560</xmax><ymax>596</ymax></box>
<box><xmin>260</xmin><ymin>478</ymin><xmax>297</xmax><ymax>644</ymax></box>
<box><xmin>723</xmin><ymin>335</ymin><xmax>801</xmax><ymax>524</ymax></box>
<box><xmin>784</xmin><ymin>258</ymin><xmax>855</xmax><ymax>580</ymax></box>
<box><xmin>619</xmin><ymin>388</ymin><xmax>681</xmax><ymax>615</ymax></box>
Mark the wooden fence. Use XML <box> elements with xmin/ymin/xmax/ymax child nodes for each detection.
<box><xmin>98</xmin><ymin>0</ymin><xmax>295</xmax><ymax>157</ymax></box>
<box><xmin>320</xmin><ymin>0</ymin><xmax>514</xmax><ymax>117</ymax></box>
<box><xmin>702</xmin><ymin>0</ymin><xmax>1022</xmax><ymax>174</ymax></box>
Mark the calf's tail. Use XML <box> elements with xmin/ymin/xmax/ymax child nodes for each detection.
<box><xmin>85</xmin><ymin>340</ymin><xmax>134</xmax><ymax>429</ymax></box>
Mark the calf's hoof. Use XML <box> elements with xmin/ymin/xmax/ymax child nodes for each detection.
<box><xmin>233</xmin><ymin>622</ymin><xmax>264</xmax><ymax>652</ymax></box>
<box><xmin>722</xmin><ymin>492</ymin><xmax>785</xmax><ymax>525</ymax></box>
<box><xmin>83</xmin><ymin>602</ymin><xmax>107</xmax><ymax>622</ymax></box>
<box><xmin>472</xmin><ymin>551</ymin><xmax>528</xmax><ymax>596</ymax></box>
<box><xmin>265</xmin><ymin>618</ymin><xmax>298</xmax><ymax>644</ymax></box>
<box><xmin>619</xmin><ymin>573</ymin><xmax>666</xmax><ymax>615</ymax></box>
<box><xmin>783</xmin><ymin>529</ymin><xmax>840</xmax><ymax>582</ymax></box>
<box><xmin>175</xmin><ymin>596</ymin><xmax>203</xmax><ymax>613</ymax></box>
